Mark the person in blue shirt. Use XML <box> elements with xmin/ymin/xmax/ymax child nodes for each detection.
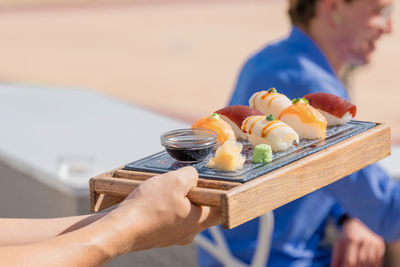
<box><xmin>198</xmin><ymin>0</ymin><xmax>395</xmax><ymax>266</ymax></box>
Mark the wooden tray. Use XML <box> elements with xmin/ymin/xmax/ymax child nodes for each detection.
<box><xmin>124</xmin><ymin>121</ymin><xmax>378</xmax><ymax>182</ymax></box>
<box><xmin>90</xmin><ymin>123</ymin><xmax>390</xmax><ymax>229</ymax></box>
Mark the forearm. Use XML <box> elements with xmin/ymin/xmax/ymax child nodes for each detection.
<box><xmin>0</xmin><ymin>167</ymin><xmax>220</xmax><ymax>266</ymax></box>
<box><xmin>0</xmin><ymin>213</ymin><xmax>107</xmax><ymax>246</ymax></box>
<box><xmin>0</xmin><ymin>212</ymin><xmax>137</xmax><ymax>266</ymax></box>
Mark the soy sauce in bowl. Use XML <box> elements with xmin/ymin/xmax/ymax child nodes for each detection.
<box><xmin>161</xmin><ymin>129</ymin><xmax>217</xmax><ymax>163</ymax></box>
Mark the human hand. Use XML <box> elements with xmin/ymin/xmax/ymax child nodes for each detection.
<box><xmin>330</xmin><ymin>217</ymin><xmax>385</xmax><ymax>267</ymax></box>
<box><xmin>0</xmin><ymin>167</ymin><xmax>220</xmax><ymax>266</ymax></box>
<box><xmin>104</xmin><ymin>166</ymin><xmax>221</xmax><ymax>255</ymax></box>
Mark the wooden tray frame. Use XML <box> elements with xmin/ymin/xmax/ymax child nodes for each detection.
<box><xmin>90</xmin><ymin>123</ymin><xmax>391</xmax><ymax>229</ymax></box>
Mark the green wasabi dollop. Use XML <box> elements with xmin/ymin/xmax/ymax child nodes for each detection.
<box><xmin>210</xmin><ymin>113</ymin><xmax>220</xmax><ymax>120</ymax></box>
<box><xmin>267</xmin><ymin>88</ymin><xmax>277</xmax><ymax>93</ymax></box>
<box><xmin>266</xmin><ymin>114</ymin><xmax>275</xmax><ymax>121</ymax></box>
<box><xmin>252</xmin><ymin>144</ymin><xmax>273</xmax><ymax>164</ymax></box>
<box><xmin>292</xmin><ymin>98</ymin><xmax>309</xmax><ymax>105</ymax></box>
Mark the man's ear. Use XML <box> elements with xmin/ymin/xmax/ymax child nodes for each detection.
<box><xmin>321</xmin><ymin>0</ymin><xmax>342</xmax><ymax>28</ymax></box>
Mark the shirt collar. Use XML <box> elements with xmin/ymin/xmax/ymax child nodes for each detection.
<box><xmin>287</xmin><ymin>26</ymin><xmax>338</xmax><ymax>78</ymax></box>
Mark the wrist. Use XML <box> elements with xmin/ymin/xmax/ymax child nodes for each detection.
<box><xmin>94</xmin><ymin>203</ymin><xmax>146</xmax><ymax>256</ymax></box>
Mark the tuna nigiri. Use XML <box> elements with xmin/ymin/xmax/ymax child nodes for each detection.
<box><xmin>304</xmin><ymin>92</ymin><xmax>357</xmax><ymax>126</ymax></box>
<box><xmin>278</xmin><ymin>98</ymin><xmax>327</xmax><ymax>139</ymax></box>
<box><xmin>249</xmin><ymin>88</ymin><xmax>292</xmax><ymax>117</ymax></box>
<box><xmin>215</xmin><ymin>105</ymin><xmax>263</xmax><ymax>140</ymax></box>
<box><xmin>192</xmin><ymin>113</ymin><xmax>236</xmax><ymax>147</ymax></box>
<box><xmin>241</xmin><ymin>114</ymin><xmax>299</xmax><ymax>152</ymax></box>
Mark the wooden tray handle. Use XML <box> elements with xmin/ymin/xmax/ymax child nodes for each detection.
<box><xmin>93</xmin><ymin>177</ymin><xmax>223</xmax><ymax>208</ymax></box>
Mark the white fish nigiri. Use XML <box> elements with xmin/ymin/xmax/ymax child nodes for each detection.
<box><xmin>241</xmin><ymin>115</ymin><xmax>299</xmax><ymax>152</ymax></box>
<box><xmin>249</xmin><ymin>88</ymin><xmax>292</xmax><ymax>117</ymax></box>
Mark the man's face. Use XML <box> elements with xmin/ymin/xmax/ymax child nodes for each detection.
<box><xmin>336</xmin><ymin>0</ymin><xmax>393</xmax><ymax>65</ymax></box>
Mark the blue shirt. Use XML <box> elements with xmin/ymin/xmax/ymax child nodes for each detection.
<box><xmin>198</xmin><ymin>26</ymin><xmax>400</xmax><ymax>267</ymax></box>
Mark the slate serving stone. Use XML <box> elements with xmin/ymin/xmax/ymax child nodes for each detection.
<box><xmin>124</xmin><ymin>121</ymin><xmax>376</xmax><ymax>183</ymax></box>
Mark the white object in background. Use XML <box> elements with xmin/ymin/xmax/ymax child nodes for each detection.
<box><xmin>0</xmin><ymin>83</ymin><xmax>188</xmax><ymax>196</ymax></box>
<box><xmin>57</xmin><ymin>154</ymin><xmax>95</xmax><ymax>180</ymax></box>
<box><xmin>379</xmin><ymin>146</ymin><xmax>400</xmax><ymax>179</ymax></box>
<box><xmin>195</xmin><ymin>212</ymin><xmax>274</xmax><ymax>267</ymax></box>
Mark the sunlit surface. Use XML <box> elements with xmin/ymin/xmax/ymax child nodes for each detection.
<box><xmin>0</xmin><ymin>0</ymin><xmax>398</xmax><ymax>142</ymax></box>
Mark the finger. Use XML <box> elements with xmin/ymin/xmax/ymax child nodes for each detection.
<box><xmin>367</xmin><ymin>248</ymin><xmax>378</xmax><ymax>267</ymax></box>
<box><xmin>376</xmin><ymin>245</ymin><xmax>385</xmax><ymax>267</ymax></box>
<box><xmin>197</xmin><ymin>206</ymin><xmax>221</xmax><ymax>229</ymax></box>
<box><xmin>330</xmin><ymin>240</ymin><xmax>343</xmax><ymax>267</ymax></box>
<box><xmin>166</xmin><ymin>166</ymin><xmax>199</xmax><ymax>195</ymax></box>
<box><xmin>357</xmin><ymin>242</ymin><xmax>368</xmax><ymax>266</ymax></box>
<box><xmin>376</xmin><ymin>251</ymin><xmax>383</xmax><ymax>267</ymax></box>
<box><xmin>370</xmin><ymin>244</ymin><xmax>384</xmax><ymax>267</ymax></box>
<box><xmin>343</xmin><ymin>242</ymin><xmax>358</xmax><ymax>267</ymax></box>
<box><xmin>361</xmin><ymin>239</ymin><xmax>384</xmax><ymax>267</ymax></box>
<box><xmin>377</xmin><ymin>241</ymin><xmax>385</xmax><ymax>267</ymax></box>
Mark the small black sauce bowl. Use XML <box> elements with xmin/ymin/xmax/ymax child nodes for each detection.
<box><xmin>160</xmin><ymin>129</ymin><xmax>217</xmax><ymax>163</ymax></box>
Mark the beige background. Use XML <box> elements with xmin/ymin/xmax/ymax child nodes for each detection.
<box><xmin>0</xmin><ymin>0</ymin><xmax>154</xmax><ymax>6</ymax></box>
<box><xmin>0</xmin><ymin>0</ymin><xmax>398</xmax><ymax>141</ymax></box>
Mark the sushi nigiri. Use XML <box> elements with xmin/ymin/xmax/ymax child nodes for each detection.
<box><xmin>192</xmin><ymin>113</ymin><xmax>236</xmax><ymax>147</ymax></box>
<box><xmin>215</xmin><ymin>105</ymin><xmax>263</xmax><ymax>140</ymax></box>
<box><xmin>249</xmin><ymin>88</ymin><xmax>292</xmax><ymax>117</ymax></box>
<box><xmin>278</xmin><ymin>98</ymin><xmax>327</xmax><ymax>139</ymax></box>
<box><xmin>304</xmin><ymin>92</ymin><xmax>357</xmax><ymax>126</ymax></box>
<box><xmin>241</xmin><ymin>114</ymin><xmax>299</xmax><ymax>152</ymax></box>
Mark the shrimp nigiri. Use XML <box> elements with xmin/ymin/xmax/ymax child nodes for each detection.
<box><xmin>278</xmin><ymin>98</ymin><xmax>327</xmax><ymax>139</ymax></box>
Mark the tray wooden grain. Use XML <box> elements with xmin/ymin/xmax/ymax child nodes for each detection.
<box><xmin>89</xmin><ymin>123</ymin><xmax>391</xmax><ymax>229</ymax></box>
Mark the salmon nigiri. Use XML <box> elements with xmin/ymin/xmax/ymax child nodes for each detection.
<box><xmin>278</xmin><ymin>98</ymin><xmax>327</xmax><ymax>140</ymax></box>
<box><xmin>249</xmin><ymin>88</ymin><xmax>292</xmax><ymax>117</ymax></box>
<box><xmin>241</xmin><ymin>114</ymin><xmax>299</xmax><ymax>152</ymax></box>
<box><xmin>192</xmin><ymin>113</ymin><xmax>236</xmax><ymax>147</ymax></box>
